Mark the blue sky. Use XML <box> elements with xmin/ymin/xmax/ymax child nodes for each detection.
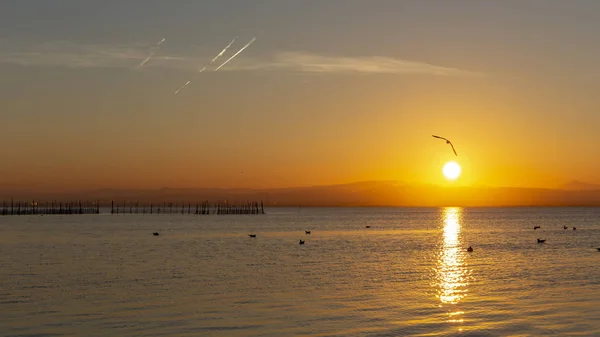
<box><xmin>1</xmin><ymin>1</ymin><xmax>600</xmax><ymax>190</ymax></box>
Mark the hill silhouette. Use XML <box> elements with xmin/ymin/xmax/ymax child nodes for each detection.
<box><xmin>559</xmin><ymin>180</ymin><xmax>600</xmax><ymax>191</ymax></box>
<box><xmin>3</xmin><ymin>180</ymin><xmax>600</xmax><ymax>207</ymax></box>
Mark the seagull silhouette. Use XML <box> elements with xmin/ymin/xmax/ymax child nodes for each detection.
<box><xmin>432</xmin><ymin>135</ymin><xmax>457</xmax><ymax>156</ymax></box>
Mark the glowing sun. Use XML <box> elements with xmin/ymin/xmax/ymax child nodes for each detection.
<box><xmin>443</xmin><ymin>161</ymin><xmax>461</xmax><ymax>181</ymax></box>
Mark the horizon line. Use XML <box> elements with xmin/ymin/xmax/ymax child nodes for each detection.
<box><xmin>2</xmin><ymin>179</ymin><xmax>600</xmax><ymax>194</ymax></box>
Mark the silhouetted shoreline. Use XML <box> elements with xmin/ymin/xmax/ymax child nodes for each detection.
<box><xmin>3</xmin><ymin>181</ymin><xmax>600</xmax><ymax>208</ymax></box>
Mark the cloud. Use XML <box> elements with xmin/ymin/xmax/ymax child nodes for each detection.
<box><xmin>0</xmin><ymin>40</ymin><xmax>135</xmax><ymax>68</ymax></box>
<box><xmin>227</xmin><ymin>51</ymin><xmax>483</xmax><ymax>77</ymax></box>
<box><xmin>0</xmin><ymin>39</ymin><xmax>190</xmax><ymax>70</ymax></box>
<box><xmin>0</xmin><ymin>39</ymin><xmax>483</xmax><ymax>77</ymax></box>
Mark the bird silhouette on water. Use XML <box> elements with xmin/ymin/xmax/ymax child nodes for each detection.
<box><xmin>537</xmin><ymin>238</ymin><xmax>546</xmax><ymax>243</ymax></box>
<box><xmin>153</xmin><ymin>232</ymin><xmax>159</xmax><ymax>236</ymax></box>
<box><xmin>248</xmin><ymin>234</ymin><xmax>256</xmax><ymax>238</ymax></box>
<box><xmin>299</xmin><ymin>240</ymin><xmax>305</xmax><ymax>245</ymax></box>
<box><xmin>432</xmin><ymin>135</ymin><xmax>458</xmax><ymax>156</ymax></box>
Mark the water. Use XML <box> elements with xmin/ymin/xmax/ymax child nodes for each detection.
<box><xmin>1</xmin><ymin>207</ymin><xmax>600</xmax><ymax>336</ymax></box>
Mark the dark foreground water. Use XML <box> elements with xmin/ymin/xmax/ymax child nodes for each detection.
<box><xmin>1</xmin><ymin>207</ymin><xmax>600</xmax><ymax>336</ymax></box>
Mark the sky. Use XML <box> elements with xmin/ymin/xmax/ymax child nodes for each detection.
<box><xmin>1</xmin><ymin>0</ymin><xmax>600</xmax><ymax>192</ymax></box>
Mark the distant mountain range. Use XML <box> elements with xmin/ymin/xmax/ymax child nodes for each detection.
<box><xmin>2</xmin><ymin>180</ymin><xmax>600</xmax><ymax>207</ymax></box>
<box><xmin>559</xmin><ymin>180</ymin><xmax>600</xmax><ymax>191</ymax></box>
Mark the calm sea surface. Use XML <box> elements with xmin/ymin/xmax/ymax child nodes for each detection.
<box><xmin>1</xmin><ymin>207</ymin><xmax>600</xmax><ymax>336</ymax></box>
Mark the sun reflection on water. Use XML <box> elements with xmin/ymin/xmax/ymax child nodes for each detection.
<box><xmin>434</xmin><ymin>207</ymin><xmax>471</xmax><ymax>325</ymax></box>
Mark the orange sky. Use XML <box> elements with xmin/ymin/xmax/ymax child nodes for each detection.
<box><xmin>2</xmin><ymin>76</ymin><xmax>598</xmax><ymax>192</ymax></box>
<box><xmin>1</xmin><ymin>2</ymin><xmax>600</xmax><ymax>192</ymax></box>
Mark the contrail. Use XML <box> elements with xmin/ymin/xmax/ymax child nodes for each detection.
<box><xmin>214</xmin><ymin>37</ymin><xmax>256</xmax><ymax>71</ymax></box>
<box><xmin>211</xmin><ymin>37</ymin><xmax>237</xmax><ymax>63</ymax></box>
<box><xmin>172</xmin><ymin>36</ymin><xmax>253</xmax><ymax>95</ymax></box>
<box><xmin>171</xmin><ymin>38</ymin><xmax>234</xmax><ymax>95</ymax></box>
<box><xmin>174</xmin><ymin>80</ymin><xmax>191</xmax><ymax>95</ymax></box>
<box><xmin>173</xmin><ymin>67</ymin><xmax>205</xmax><ymax>95</ymax></box>
<box><xmin>139</xmin><ymin>52</ymin><xmax>154</xmax><ymax>67</ymax></box>
<box><xmin>139</xmin><ymin>37</ymin><xmax>166</xmax><ymax>67</ymax></box>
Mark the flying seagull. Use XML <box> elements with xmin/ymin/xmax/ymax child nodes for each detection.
<box><xmin>432</xmin><ymin>135</ymin><xmax>457</xmax><ymax>156</ymax></box>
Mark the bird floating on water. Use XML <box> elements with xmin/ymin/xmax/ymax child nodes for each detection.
<box><xmin>467</xmin><ymin>246</ymin><xmax>473</xmax><ymax>252</ymax></box>
<box><xmin>248</xmin><ymin>234</ymin><xmax>256</xmax><ymax>238</ymax></box>
<box><xmin>299</xmin><ymin>240</ymin><xmax>305</xmax><ymax>245</ymax></box>
<box><xmin>432</xmin><ymin>135</ymin><xmax>457</xmax><ymax>156</ymax></box>
<box><xmin>537</xmin><ymin>238</ymin><xmax>546</xmax><ymax>243</ymax></box>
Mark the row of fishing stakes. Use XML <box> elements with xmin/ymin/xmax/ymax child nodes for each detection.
<box><xmin>0</xmin><ymin>200</ymin><xmax>266</xmax><ymax>216</ymax></box>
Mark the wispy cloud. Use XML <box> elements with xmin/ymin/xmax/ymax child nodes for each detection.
<box><xmin>0</xmin><ymin>40</ymin><xmax>187</xmax><ymax>70</ymax></box>
<box><xmin>1</xmin><ymin>42</ymin><xmax>131</xmax><ymax>68</ymax></box>
<box><xmin>0</xmin><ymin>40</ymin><xmax>483</xmax><ymax>77</ymax></box>
<box><xmin>227</xmin><ymin>52</ymin><xmax>483</xmax><ymax>77</ymax></box>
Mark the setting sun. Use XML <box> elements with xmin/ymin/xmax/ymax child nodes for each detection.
<box><xmin>443</xmin><ymin>161</ymin><xmax>462</xmax><ymax>181</ymax></box>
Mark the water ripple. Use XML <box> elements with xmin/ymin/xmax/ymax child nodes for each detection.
<box><xmin>1</xmin><ymin>207</ymin><xmax>600</xmax><ymax>336</ymax></box>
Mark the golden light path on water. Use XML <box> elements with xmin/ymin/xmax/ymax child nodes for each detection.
<box><xmin>435</xmin><ymin>207</ymin><xmax>471</xmax><ymax>328</ymax></box>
